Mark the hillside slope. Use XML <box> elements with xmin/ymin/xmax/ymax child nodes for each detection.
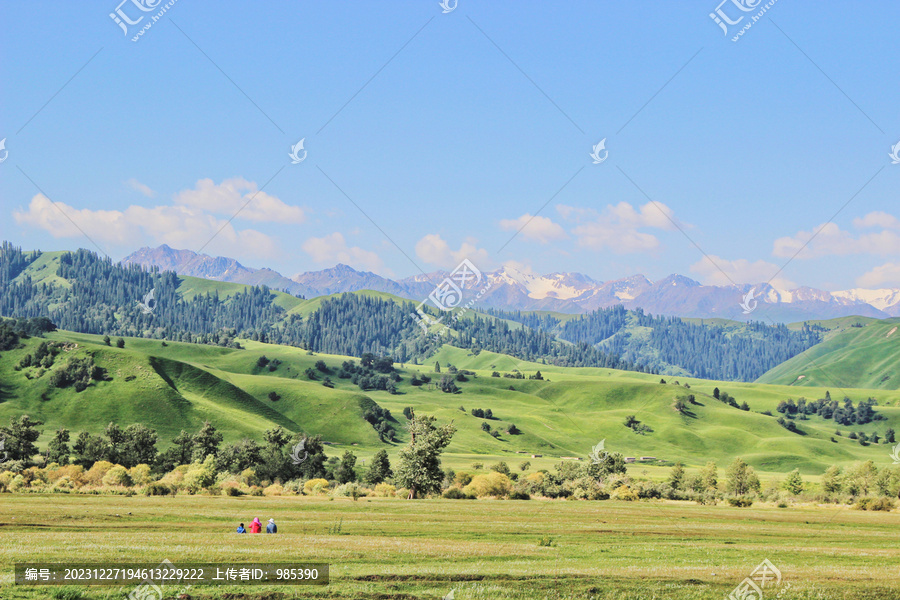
<box><xmin>756</xmin><ymin>318</ymin><xmax>900</xmax><ymax>390</ymax></box>
<box><xmin>2</xmin><ymin>329</ymin><xmax>898</xmax><ymax>476</ymax></box>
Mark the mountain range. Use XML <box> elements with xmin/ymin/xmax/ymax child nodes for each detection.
<box><xmin>122</xmin><ymin>245</ymin><xmax>900</xmax><ymax>322</ymax></box>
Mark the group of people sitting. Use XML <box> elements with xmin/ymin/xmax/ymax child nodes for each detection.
<box><xmin>236</xmin><ymin>517</ymin><xmax>276</xmax><ymax>533</ymax></box>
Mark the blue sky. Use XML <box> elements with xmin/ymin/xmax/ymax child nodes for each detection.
<box><xmin>2</xmin><ymin>1</ymin><xmax>899</xmax><ymax>290</ymax></box>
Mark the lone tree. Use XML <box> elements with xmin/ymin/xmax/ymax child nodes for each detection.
<box><xmin>395</xmin><ymin>414</ymin><xmax>456</xmax><ymax>499</ymax></box>
<box><xmin>783</xmin><ymin>468</ymin><xmax>804</xmax><ymax>495</ymax></box>
<box><xmin>336</xmin><ymin>450</ymin><xmax>358</xmax><ymax>483</ymax></box>
<box><xmin>0</xmin><ymin>415</ymin><xmax>44</xmax><ymax>463</ymax></box>
<box><xmin>363</xmin><ymin>449</ymin><xmax>393</xmax><ymax>485</ymax></box>
<box><xmin>45</xmin><ymin>428</ymin><xmax>71</xmax><ymax>465</ymax></box>
<box><xmin>725</xmin><ymin>458</ymin><xmax>760</xmax><ymax>496</ymax></box>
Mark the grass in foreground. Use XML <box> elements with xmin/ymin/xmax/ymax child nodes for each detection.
<box><xmin>1</xmin><ymin>494</ymin><xmax>898</xmax><ymax>599</ymax></box>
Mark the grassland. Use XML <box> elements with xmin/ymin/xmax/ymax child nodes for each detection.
<box><xmin>1</xmin><ymin>494</ymin><xmax>898</xmax><ymax>599</ymax></box>
<box><xmin>757</xmin><ymin>318</ymin><xmax>900</xmax><ymax>390</ymax></box>
<box><xmin>2</xmin><ymin>330</ymin><xmax>899</xmax><ymax>479</ymax></box>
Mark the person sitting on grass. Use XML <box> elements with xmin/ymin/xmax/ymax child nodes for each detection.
<box><xmin>266</xmin><ymin>518</ymin><xmax>277</xmax><ymax>534</ymax></box>
<box><xmin>250</xmin><ymin>517</ymin><xmax>262</xmax><ymax>533</ymax></box>
<box><xmin>236</xmin><ymin>523</ymin><xmax>246</xmax><ymax>533</ymax></box>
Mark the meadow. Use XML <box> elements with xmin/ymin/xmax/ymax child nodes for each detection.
<box><xmin>1</xmin><ymin>494</ymin><xmax>898</xmax><ymax>599</ymax></box>
<box><xmin>3</xmin><ymin>330</ymin><xmax>899</xmax><ymax>479</ymax></box>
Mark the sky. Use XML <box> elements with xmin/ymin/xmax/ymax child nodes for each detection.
<box><xmin>1</xmin><ymin>1</ymin><xmax>899</xmax><ymax>291</ymax></box>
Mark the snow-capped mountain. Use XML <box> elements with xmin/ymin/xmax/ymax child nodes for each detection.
<box><xmin>121</xmin><ymin>245</ymin><xmax>900</xmax><ymax>322</ymax></box>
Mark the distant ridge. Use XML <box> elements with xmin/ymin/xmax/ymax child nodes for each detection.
<box><xmin>121</xmin><ymin>245</ymin><xmax>900</xmax><ymax>322</ymax></box>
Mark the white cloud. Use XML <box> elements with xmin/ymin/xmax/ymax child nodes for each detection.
<box><xmin>773</xmin><ymin>221</ymin><xmax>900</xmax><ymax>259</ymax></box>
<box><xmin>853</xmin><ymin>211</ymin><xmax>900</xmax><ymax>230</ymax></box>
<box><xmin>13</xmin><ymin>193</ymin><xmax>279</xmax><ymax>259</ymax></box>
<box><xmin>126</xmin><ymin>178</ymin><xmax>156</xmax><ymax>198</ymax></box>
<box><xmin>174</xmin><ymin>177</ymin><xmax>305</xmax><ymax>224</ymax></box>
<box><xmin>414</xmin><ymin>234</ymin><xmax>492</xmax><ymax>271</ymax></box>
<box><xmin>690</xmin><ymin>254</ymin><xmax>797</xmax><ymax>289</ymax></box>
<box><xmin>301</xmin><ymin>232</ymin><xmax>384</xmax><ymax>273</ymax></box>
<box><xmin>857</xmin><ymin>263</ymin><xmax>900</xmax><ymax>288</ymax></box>
<box><xmin>559</xmin><ymin>201</ymin><xmax>683</xmax><ymax>253</ymax></box>
<box><xmin>499</xmin><ymin>214</ymin><xmax>567</xmax><ymax>244</ymax></box>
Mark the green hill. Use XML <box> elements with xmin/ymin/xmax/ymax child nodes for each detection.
<box><xmin>2</xmin><ymin>329</ymin><xmax>898</xmax><ymax>478</ymax></box>
<box><xmin>756</xmin><ymin>317</ymin><xmax>900</xmax><ymax>390</ymax></box>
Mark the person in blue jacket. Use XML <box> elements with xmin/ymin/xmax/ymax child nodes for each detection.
<box><xmin>266</xmin><ymin>518</ymin><xmax>277</xmax><ymax>534</ymax></box>
<box><xmin>236</xmin><ymin>523</ymin><xmax>246</xmax><ymax>533</ymax></box>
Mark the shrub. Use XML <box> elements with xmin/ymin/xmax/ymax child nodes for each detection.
<box><xmin>854</xmin><ymin>497</ymin><xmax>896</xmax><ymax>511</ymax></box>
<box><xmin>372</xmin><ymin>483</ymin><xmax>396</xmax><ymax>497</ymax></box>
<box><xmin>463</xmin><ymin>472</ymin><xmax>512</xmax><ymax>498</ymax></box>
<box><xmin>442</xmin><ymin>488</ymin><xmax>475</xmax><ymax>499</ymax></box>
<box><xmin>726</xmin><ymin>496</ymin><xmax>754</xmax><ymax>507</ymax></box>
<box><xmin>509</xmin><ymin>490</ymin><xmax>531</xmax><ymax>500</ymax></box>
<box><xmin>263</xmin><ymin>483</ymin><xmax>285</xmax><ymax>496</ymax></box>
<box><xmin>610</xmin><ymin>484</ymin><xmax>638</xmax><ymax>501</ymax></box>
<box><xmin>102</xmin><ymin>465</ymin><xmax>132</xmax><ymax>487</ymax></box>
<box><xmin>332</xmin><ymin>482</ymin><xmax>366</xmax><ymax>499</ymax></box>
<box><xmin>84</xmin><ymin>461</ymin><xmax>115</xmax><ymax>486</ymax></box>
<box><xmin>128</xmin><ymin>464</ymin><xmax>152</xmax><ymax>486</ymax></box>
<box><xmin>183</xmin><ymin>457</ymin><xmax>217</xmax><ymax>494</ymax></box>
<box><xmin>224</xmin><ymin>484</ymin><xmax>244</xmax><ymax>497</ymax></box>
<box><xmin>303</xmin><ymin>478</ymin><xmax>330</xmax><ymax>495</ymax></box>
<box><xmin>144</xmin><ymin>482</ymin><xmax>173</xmax><ymax>496</ymax></box>
<box><xmin>249</xmin><ymin>486</ymin><xmax>264</xmax><ymax>496</ymax></box>
<box><xmin>240</xmin><ymin>468</ymin><xmax>259</xmax><ymax>487</ymax></box>
<box><xmin>453</xmin><ymin>472</ymin><xmax>474</xmax><ymax>488</ymax></box>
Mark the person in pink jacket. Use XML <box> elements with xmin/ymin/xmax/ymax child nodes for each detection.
<box><xmin>249</xmin><ymin>517</ymin><xmax>262</xmax><ymax>533</ymax></box>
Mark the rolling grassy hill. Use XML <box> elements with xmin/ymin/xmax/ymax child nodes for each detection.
<box><xmin>2</xmin><ymin>329</ymin><xmax>898</xmax><ymax>479</ymax></box>
<box><xmin>757</xmin><ymin>317</ymin><xmax>900</xmax><ymax>390</ymax></box>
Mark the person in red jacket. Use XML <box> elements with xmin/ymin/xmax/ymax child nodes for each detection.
<box><xmin>249</xmin><ymin>517</ymin><xmax>262</xmax><ymax>533</ymax></box>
